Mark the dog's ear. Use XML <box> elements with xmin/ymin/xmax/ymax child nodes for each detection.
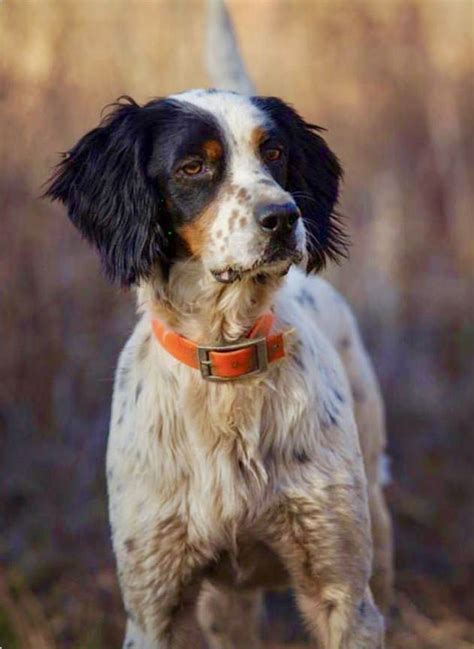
<box><xmin>44</xmin><ymin>97</ymin><xmax>171</xmax><ymax>285</ymax></box>
<box><xmin>253</xmin><ymin>96</ymin><xmax>348</xmax><ymax>272</ymax></box>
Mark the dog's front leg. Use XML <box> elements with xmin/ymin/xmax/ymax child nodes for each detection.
<box><xmin>121</xmin><ymin>575</ymin><xmax>205</xmax><ymax>649</ymax></box>
<box><xmin>261</xmin><ymin>487</ymin><xmax>385</xmax><ymax>649</ymax></box>
<box><xmin>108</xmin><ymin>462</ymin><xmax>210</xmax><ymax>649</ymax></box>
<box><xmin>113</xmin><ymin>513</ymin><xmax>208</xmax><ymax>649</ymax></box>
<box><xmin>115</xmin><ymin>518</ymin><xmax>207</xmax><ymax>649</ymax></box>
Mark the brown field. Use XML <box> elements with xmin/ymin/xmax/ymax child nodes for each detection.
<box><xmin>1</xmin><ymin>1</ymin><xmax>473</xmax><ymax>647</ymax></box>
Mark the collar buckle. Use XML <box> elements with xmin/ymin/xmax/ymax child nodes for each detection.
<box><xmin>197</xmin><ymin>337</ymin><xmax>268</xmax><ymax>382</ymax></box>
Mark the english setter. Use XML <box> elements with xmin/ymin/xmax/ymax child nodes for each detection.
<box><xmin>45</xmin><ymin>9</ymin><xmax>393</xmax><ymax>649</ymax></box>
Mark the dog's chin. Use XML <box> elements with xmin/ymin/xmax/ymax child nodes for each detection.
<box><xmin>210</xmin><ymin>249</ymin><xmax>303</xmax><ymax>285</ymax></box>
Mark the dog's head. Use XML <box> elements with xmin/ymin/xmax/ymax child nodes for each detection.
<box><xmin>45</xmin><ymin>90</ymin><xmax>346</xmax><ymax>287</ymax></box>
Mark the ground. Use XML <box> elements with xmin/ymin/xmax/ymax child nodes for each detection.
<box><xmin>1</xmin><ymin>564</ymin><xmax>473</xmax><ymax>649</ymax></box>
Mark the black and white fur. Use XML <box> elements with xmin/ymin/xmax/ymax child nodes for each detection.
<box><xmin>44</xmin><ymin>3</ymin><xmax>393</xmax><ymax>648</ymax></box>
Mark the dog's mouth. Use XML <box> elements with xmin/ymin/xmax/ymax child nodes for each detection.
<box><xmin>211</xmin><ymin>248</ymin><xmax>303</xmax><ymax>284</ymax></box>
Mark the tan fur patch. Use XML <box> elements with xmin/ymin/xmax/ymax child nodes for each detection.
<box><xmin>202</xmin><ymin>139</ymin><xmax>223</xmax><ymax>161</ymax></box>
<box><xmin>228</xmin><ymin>209</ymin><xmax>239</xmax><ymax>233</ymax></box>
<box><xmin>177</xmin><ymin>203</ymin><xmax>218</xmax><ymax>257</ymax></box>
<box><xmin>237</xmin><ymin>187</ymin><xmax>249</xmax><ymax>201</ymax></box>
<box><xmin>236</xmin><ymin>187</ymin><xmax>251</xmax><ymax>206</ymax></box>
<box><xmin>223</xmin><ymin>183</ymin><xmax>239</xmax><ymax>198</ymax></box>
<box><xmin>251</xmin><ymin>126</ymin><xmax>267</xmax><ymax>150</ymax></box>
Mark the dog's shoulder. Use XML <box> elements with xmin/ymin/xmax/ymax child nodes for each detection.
<box><xmin>281</xmin><ymin>269</ymin><xmax>387</xmax><ymax>483</ymax></box>
<box><xmin>279</xmin><ymin>268</ymin><xmax>376</xmax><ymax>384</ymax></box>
<box><xmin>279</xmin><ymin>268</ymin><xmax>355</xmax><ymax>346</ymax></box>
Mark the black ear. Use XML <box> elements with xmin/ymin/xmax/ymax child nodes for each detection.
<box><xmin>44</xmin><ymin>96</ymin><xmax>170</xmax><ymax>285</ymax></box>
<box><xmin>252</xmin><ymin>96</ymin><xmax>348</xmax><ymax>272</ymax></box>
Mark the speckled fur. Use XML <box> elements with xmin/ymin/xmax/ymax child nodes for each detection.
<box><xmin>108</xmin><ymin>259</ymin><xmax>392</xmax><ymax>649</ymax></box>
<box><xmin>170</xmin><ymin>90</ymin><xmax>307</xmax><ymax>276</ymax></box>
<box><xmin>45</xmin><ymin>82</ymin><xmax>392</xmax><ymax>648</ymax></box>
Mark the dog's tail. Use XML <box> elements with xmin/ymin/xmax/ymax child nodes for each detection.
<box><xmin>206</xmin><ymin>0</ymin><xmax>255</xmax><ymax>95</ymax></box>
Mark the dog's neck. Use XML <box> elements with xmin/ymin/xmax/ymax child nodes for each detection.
<box><xmin>137</xmin><ymin>259</ymin><xmax>284</xmax><ymax>345</ymax></box>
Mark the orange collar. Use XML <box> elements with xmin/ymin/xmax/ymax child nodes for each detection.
<box><xmin>151</xmin><ymin>313</ymin><xmax>287</xmax><ymax>382</ymax></box>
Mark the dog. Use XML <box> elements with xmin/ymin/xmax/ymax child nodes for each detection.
<box><xmin>45</xmin><ymin>2</ymin><xmax>393</xmax><ymax>648</ymax></box>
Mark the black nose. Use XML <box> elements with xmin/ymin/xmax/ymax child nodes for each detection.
<box><xmin>256</xmin><ymin>203</ymin><xmax>300</xmax><ymax>235</ymax></box>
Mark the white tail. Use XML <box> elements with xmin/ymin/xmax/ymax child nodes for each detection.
<box><xmin>206</xmin><ymin>0</ymin><xmax>255</xmax><ymax>95</ymax></box>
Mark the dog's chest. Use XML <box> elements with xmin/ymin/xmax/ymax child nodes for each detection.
<box><xmin>173</xmin><ymin>374</ymin><xmax>318</xmax><ymax>536</ymax></box>
<box><xmin>164</xmin><ymin>377</ymin><xmax>282</xmax><ymax>526</ymax></box>
<box><xmin>108</xmin><ymin>347</ymin><xmax>315</xmax><ymax>535</ymax></box>
<box><xmin>107</xmin><ymin>307</ymin><xmax>358</xmax><ymax>553</ymax></box>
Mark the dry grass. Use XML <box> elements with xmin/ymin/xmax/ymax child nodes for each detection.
<box><xmin>1</xmin><ymin>577</ymin><xmax>473</xmax><ymax>649</ymax></box>
<box><xmin>1</xmin><ymin>1</ymin><xmax>473</xmax><ymax>647</ymax></box>
<box><xmin>0</xmin><ymin>570</ymin><xmax>57</xmax><ymax>649</ymax></box>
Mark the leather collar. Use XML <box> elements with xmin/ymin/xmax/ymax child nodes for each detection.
<box><xmin>151</xmin><ymin>312</ymin><xmax>287</xmax><ymax>382</ymax></box>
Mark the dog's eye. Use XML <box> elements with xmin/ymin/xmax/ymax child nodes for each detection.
<box><xmin>181</xmin><ymin>160</ymin><xmax>205</xmax><ymax>176</ymax></box>
<box><xmin>263</xmin><ymin>147</ymin><xmax>283</xmax><ymax>163</ymax></box>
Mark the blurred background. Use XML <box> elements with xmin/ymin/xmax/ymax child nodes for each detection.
<box><xmin>1</xmin><ymin>1</ymin><xmax>473</xmax><ymax>647</ymax></box>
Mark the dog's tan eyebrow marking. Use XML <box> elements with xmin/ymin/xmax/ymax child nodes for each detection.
<box><xmin>239</xmin><ymin>216</ymin><xmax>248</xmax><ymax>228</ymax></box>
<box><xmin>251</xmin><ymin>126</ymin><xmax>268</xmax><ymax>149</ymax></box>
<box><xmin>202</xmin><ymin>139</ymin><xmax>223</xmax><ymax>161</ymax></box>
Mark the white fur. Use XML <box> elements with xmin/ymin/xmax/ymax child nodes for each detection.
<box><xmin>107</xmin><ymin>265</ymin><xmax>391</xmax><ymax>649</ymax></box>
<box><xmin>171</xmin><ymin>90</ymin><xmax>306</xmax><ymax>274</ymax></box>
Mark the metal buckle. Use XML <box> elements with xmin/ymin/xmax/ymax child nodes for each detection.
<box><xmin>197</xmin><ymin>337</ymin><xmax>268</xmax><ymax>382</ymax></box>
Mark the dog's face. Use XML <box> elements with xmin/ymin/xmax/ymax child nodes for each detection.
<box><xmin>152</xmin><ymin>91</ymin><xmax>305</xmax><ymax>284</ymax></box>
<box><xmin>46</xmin><ymin>90</ymin><xmax>346</xmax><ymax>286</ymax></box>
